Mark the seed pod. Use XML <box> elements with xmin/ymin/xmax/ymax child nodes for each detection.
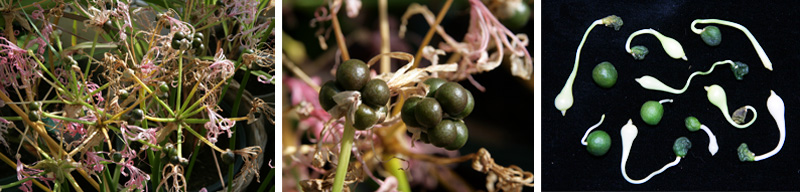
<box><xmin>318</xmin><ymin>80</ymin><xmax>342</xmax><ymax>111</ymax></box>
<box><xmin>423</xmin><ymin>78</ymin><xmax>447</xmax><ymax>97</ymax></box>
<box><xmin>414</xmin><ymin>98</ymin><xmax>443</xmax><ymax>129</ymax></box>
<box><xmin>336</xmin><ymin>59</ymin><xmax>370</xmax><ymax>90</ymax></box>
<box><xmin>361</xmin><ymin>79</ymin><xmax>390</xmax><ymax>107</ymax></box>
<box><xmin>445</xmin><ymin>120</ymin><xmax>469</xmax><ymax>150</ymax></box>
<box><xmin>434</xmin><ymin>82</ymin><xmax>469</xmax><ymax>116</ymax></box>
<box><xmin>429</xmin><ymin>119</ymin><xmax>458</xmax><ymax>148</ymax></box>
<box><xmin>401</xmin><ymin>96</ymin><xmax>424</xmax><ymax>128</ymax></box>
<box><xmin>353</xmin><ymin>104</ymin><xmax>378</xmax><ymax>130</ymax></box>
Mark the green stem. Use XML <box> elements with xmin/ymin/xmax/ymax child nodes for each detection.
<box><xmin>0</xmin><ymin>172</ymin><xmax>44</xmax><ymax>189</ymax></box>
<box><xmin>256</xmin><ymin>168</ymin><xmax>275</xmax><ymax>192</ymax></box>
<box><xmin>84</xmin><ymin>33</ymin><xmax>100</xmax><ymax>84</ymax></box>
<box><xmin>384</xmin><ymin>157</ymin><xmax>410</xmax><ymax>192</ymax></box>
<box><xmin>332</xmin><ymin>120</ymin><xmax>356</xmax><ymax>192</ymax></box>
<box><xmin>41</xmin><ymin>112</ymin><xmax>96</xmax><ymax>125</ymax></box>
<box><xmin>226</xmin><ymin>67</ymin><xmax>251</xmax><ymax>192</ymax></box>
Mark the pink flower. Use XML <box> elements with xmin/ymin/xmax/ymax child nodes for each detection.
<box><xmin>205</xmin><ymin>107</ymin><xmax>235</xmax><ymax>144</ymax></box>
<box><xmin>120</xmin><ymin>159</ymin><xmax>150</xmax><ymax>191</ymax></box>
<box><xmin>208</xmin><ymin>50</ymin><xmax>235</xmax><ymax>81</ymax></box>
<box><xmin>257</xmin><ymin>75</ymin><xmax>274</xmax><ymax>84</ymax></box>
<box><xmin>0</xmin><ymin>117</ymin><xmax>11</xmax><ymax>151</ymax></box>
<box><xmin>83</xmin><ymin>151</ymin><xmax>108</xmax><ymax>173</ymax></box>
<box><xmin>0</xmin><ymin>37</ymin><xmax>38</xmax><ymax>93</ymax></box>
<box><xmin>121</xmin><ymin>124</ymin><xmax>158</xmax><ymax>150</ymax></box>
<box><xmin>16</xmin><ymin>157</ymin><xmax>53</xmax><ymax>192</ymax></box>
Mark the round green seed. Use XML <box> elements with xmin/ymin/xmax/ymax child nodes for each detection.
<box><xmin>640</xmin><ymin>101</ymin><xmax>664</xmax><ymax>126</ymax></box>
<box><xmin>700</xmin><ymin>26</ymin><xmax>721</xmax><ymax>46</ymax></box>
<box><xmin>685</xmin><ymin>116</ymin><xmax>701</xmax><ymax>132</ymax></box>
<box><xmin>586</xmin><ymin>130</ymin><xmax>611</xmax><ymax>156</ymax></box>
<box><xmin>401</xmin><ymin>96</ymin><xmax>424</xmax><ymax>128</ymax></box>
<box><xmin>414</xmin><ymin>98</ymin><xmax>443</xmax><ymax>129</ymax></box>
<box><xmin>592</xmin><ymin>61</ymin><xmax>617</xmax><ymax>88</ymax></box>
<box><xmin>673</xmin><ymin>137</ymin><xmax>692</xmax><ymax>157</ymax></box>
<box><xmin>429</xmin><ymin>119</ymin><xmax>457</xmax><ymax>148</ymax></box>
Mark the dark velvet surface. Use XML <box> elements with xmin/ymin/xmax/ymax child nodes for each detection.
<box><xmin>542</xmin><ymin>0</ymin><xmax>800</xmax><ymax>190</ymax></box>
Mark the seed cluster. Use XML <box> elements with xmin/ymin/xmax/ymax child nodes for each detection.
<box><xmin>318</xmin><ymin>59</ymin><xmax>389</xmax><ymax>130</ymax></box>
<box><xmin>402</xmin><ymin>78</ymin><xmax>474</xmax><ymax>150</ymax></box>
<box><xmin>171</xmin><ymin>31</ymin><xmax>206</xmax><ymax>53</ymax></box>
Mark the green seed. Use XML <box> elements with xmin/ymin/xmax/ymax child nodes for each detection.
<box><xmin>429</xmin><ymin>119</ymin><xmax>457</xmax><ymax>148</ymax></box>
<box><xmin>361</xmin><ymin>79</ymin><xmax>390</xmax><ymax>107</ymax></box>
<box><xmin>118</xmin><ymin>90</ymin><xmax>130</xmax><ymax>101</ymax></box>
<box><xmin>450</xmin><ymin>90</ymin><xmax>474</xmax><ymax>119</ymax></box>
<box><xmin>130</xmin><ymin>109</ymin><xmax>144</xmax><ymax>121</ymax></box>
<box><xmin>29</xmin><ymin>102</ymin><xmax>40</xmax><ymax>111</ymax></box>
<box><xmin>192</xmin><ymin>37</ymin><xmax>202</xmax><ymax>49</ymax></box>
<box><xmin>731</xmin><ymin>61</ymin><xmax>749</xmax><ymax>81</ymax></box>
<box><xmin>640</xmin><ymin>101</ymin><xmax>664</xmax><ymax>126</ymax></box>
<box><xmin>318</xmin><ymin>80</ymin><xmax>342</xmax><ymax>111</ymax></box>
<box><xmin>497</xmin><ymin>1</ymin><xmax>530</xmax><ymax>30</ymax></box>
<box><xmin>592</xmin><ymin>61</ymin><xmax>617</xmax><ymax>88</ymax></box>
<box><xmin>336</xmin><ymin>59</ymin><xmax>371</xmax><ymax>91</ymax></box>
<box><xmin>586</xmin><ymin>130</ymin><xmax>611</xmax><ymax>156</ymax></box>
<box><xmin>685</xmin><ymin>116</ymin><xmax>701</xmax><ymax>132</ymax></box>
<box><xmin>445</xmin><ymin>120</ymin><xmax>468</xmax><ymax>150</ymax></box>
<box><xmin>353</xmin><ymin>104</ymin><xmax>378</xmax><ymax>130</ymax></box>
<box><xmin>672</xmin><ymin>137</ymin><xmax>692</xmax><ymax>157</ymax></box>
<box><xmin>164</xmin><ymin>143</ymin><xmax>176</xmax><ymax>156</ymax></box>
<box><xmin>414</xmin><ymin>98</ymin><xmax>443</xmax><ymax>129</ymax></box>
<box><xmin>434</xmin><ymin>82</ymin><xmax>469</xmax><ymax>116</ymax></box>
<box><xmin>423</xmin><ymin>78</ymin><xmax>447</xmax><ymax>97</ymax></box>
<box><xmin>28</xmin><ymin>111</ymin><xmax>40</xmax><ymax>122</ymax></box>
<box><xmin>170</xmin><ymin>155</ymin><xmax>181</xmax><ymax>164</ymax></box>
<box><xmin>221</xmin><ymin>149</ymin><xmax>235</xmax><ymax>164</ymax></box>
<box><xmin>194</xmin><ymin>32</ymin><xmax>204</xmax><ymax>40</ymax></box>
<box><xmin>401</xmin><ymin>96</ymin><xmax>424</xmax><ymax>128</ymax></box>
<box><xmin>737</xmin><ymin>143</ymin><xmax>755</xmax><ymax>162</ymax></box>
<box><xmin>700</xmin><ymin>25</ymin><xmax>721</xmax><ymax>46</ymax></box>
<box><xmin>631</xmin><ymin>45</ymin><xmax>649</xmax><ymax>60</ymax></box>
<box><xmin>159</xmin><ymin>81</ymin><xmax>169</xmax><ymax>92</ymax></box>
<box><xmin>173</xmin><ymin>31</ymin><xmax>186</xmax><ymax>40</ymax></box>
<box><xmin>171</xmin><ymin>39</ymin><xmax>181</xmax><ymax>49</ymax></box>
<box><xmin>112</xmin><ymin>152</ymin><xmax>122</xmax><ymax>162</ymax></box>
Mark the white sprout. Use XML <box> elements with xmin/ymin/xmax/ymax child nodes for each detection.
<box><xmin>580</xmin><ymin>114</ymin><xmax>605</xmax><ymax>146</ymax></box>
<box><xmin>699</xmin><ymin>124</ymin><xmax>719</xmax><ymax>156</ymax></box>
<box><xmin>555</xmin><ymin>15</ymin><xmax>623</xmax><ymax>116</ymax></box>
<box><xmin>625</xmin><ymin>29</ymin><xmax>687</xmax><ymax>61</ymax></box>
<box><xmin>620</xmin><ymin>119</ymin><xmax>682</xmax><ymax>184</ymax></box>
<box><xmin>691</xmin><ymin>19</ymin><xmax>772</xmax><ymax>71</ymax></box>
<box><xmin>741</xmin><ymin>90</ymin><xmax>785</xmax><ymax>162</ymax></box>
<box><xmin>704</xmin><ymin>84</ymin><xmax>757</xmax><ymax>128</ymax></box>
<box><xmin>635</xmin><ymin>60</ymin><xmax>736</xmax><ymax>94</ymax></box>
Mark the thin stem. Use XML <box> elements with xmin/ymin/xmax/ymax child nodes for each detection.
<box><xmin>332</xmin><ymin>119</ymin><xmax>356</xmax><ymax>192</ymax></box>
<box><xmin>182</xmin><ymin>123</ymin><xmax>226</xmax><ymax>152</ymax></box>
<box><xmin>330</xmin><ymin>6</ymin><xmax>350</xmax><ymax>61</ymax></box>
<box><xmin>379</xmin><ymin>0</ymin><xmax>390</xmax><ymax>73</ymax></box>
<box><xmin>256</xmin><ymin>168</ymin><xmax>275</xmax><ymax>192</ymax></box>
<box><xmin>84</xmin><ymin>33</ymin><xmax>100</xmax><ymax>83</ymax></box>
<box><xmin>411</xmin><ymin>0</ymin><xmax>453</xmax><ymax>69</ymax></box>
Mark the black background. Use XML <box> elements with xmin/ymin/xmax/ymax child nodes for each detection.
<box><xmin>543</xmin><ymin>0</ymin><xmax>800</xmax><ymax>190</ymax></box>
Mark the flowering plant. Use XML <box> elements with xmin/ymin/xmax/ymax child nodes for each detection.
<box><xmin>0</xmin><ymin>0</ymin><xmax>274</xmax><ymax>191</ymax></box>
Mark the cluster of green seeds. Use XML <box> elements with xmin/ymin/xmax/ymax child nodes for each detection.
<box><xmin>171</xmin><ymin>31</ymin><xmax>206</xmax><ymax>53</ymax></box>
<box><xmin>319</xmin><ymin>59</ymin><xmax>389</xmax><ymax>130</ymax></box>
<box><xmin>401</xmin><ymin>78</ymin><xmax>474</xmax><ymax>150</ymax></box>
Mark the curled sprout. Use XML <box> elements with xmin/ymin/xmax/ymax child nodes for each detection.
<box><xmin>581</xmin><ymin>114</ymin><xmax>606</xmax><ymax>146</ymax></box>
<box><xmin>704</xmin><ymin>84</ymin><xmax>757</xmax><ymax>128</ymax></box>
<box><xmin>685</xmin><ymin>117</ymin><xmax>719</xmax><ymax>156</ymax></box>
<box><xmin>635</xmin><ymin>60</ymin><xmax>749</xmax><ymax>94</ymax></box>
<box><xmin>625</xmin><ymin>29</ymin><xmax>687</xmax><ymax>61</ymax></box>
<box><xmin>737</xmin><ymin>90</ymin><xmax>785</xmax><ymax>162</ymax></box>
<box><xmin>620</xmin><ymin>119</ymin><xmax>683</xmax><ymax>184</ymax></box>
<box><xmin>555</xmin><ymin>15</ymin><xmax>623</xmax><ymax>116</ymax></box>
<box><xmin>691</xmin><ymin>19</ymin><xmax>773</xmax><ymax>71</ymax></box>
